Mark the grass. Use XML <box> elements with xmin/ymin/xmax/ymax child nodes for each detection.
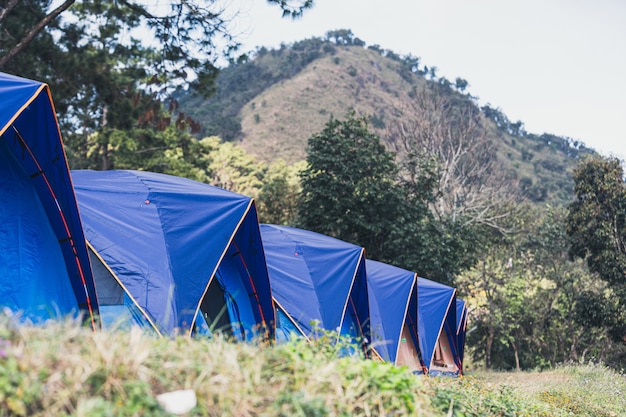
<box><xmin>0</xmin><ymin>317</ymin><xmax>625</xmax><ymax>416</ymax></box>
<box><xmin>476</xmin><ymin>365</ymin><xmax>626</xmax><ymax>417</ymax></box>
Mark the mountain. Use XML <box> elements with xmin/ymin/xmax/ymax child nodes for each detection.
<box><xmin>177</xmin><ymin>33</ymin><xmax>596</xmax><ymax>206</ymax></box>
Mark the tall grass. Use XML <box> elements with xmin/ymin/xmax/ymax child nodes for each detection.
<box><xmin>476</xmin><ymin>364</ymin><xmax>626</xmax><ymax>417</ymax></box>
<box><xmin>0</xmin><ymin>316</ymin><xmax>624</xmax><ymax>416</ymax></box>
<box><xmin>0</xmin><ymin>317</ymin><xmax>432</xmax><ymax>416</ymax></box>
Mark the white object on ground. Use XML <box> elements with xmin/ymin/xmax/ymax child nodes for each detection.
<box><xmin>156</xmin><ymin>389</ymin><xmax>197</xmax><ymax>415</ymax></box>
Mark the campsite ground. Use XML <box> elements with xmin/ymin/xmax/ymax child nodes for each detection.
<box><xmin>450</xmin><ymin>364</ymin><xmax>626</xmax><ymax>416</ymax></box>
<box><xmin>1</xmin><ymin>318</ymin><xmax>625</xmax><ymax>416</ymax></box>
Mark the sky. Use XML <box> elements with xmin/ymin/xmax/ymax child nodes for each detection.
<box><xmin>228</xmin><ymin>0</ymin><xmax>626</xmax><ymax>160</ymax></box>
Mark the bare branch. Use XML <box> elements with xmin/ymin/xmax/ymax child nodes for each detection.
<box><xmin>0</xmin><ymin>0</ymin><xmax>22</xmax><ymax>24</ymax></box>
<box><xmin>0</xmin><ymin>0</ymin><xmax>75</xmax><ymax>69</ymax></box>
<box><xmin>389</xmin><ymin>84</ymin><xmax>520</xmax><ymax>232</ymax></box>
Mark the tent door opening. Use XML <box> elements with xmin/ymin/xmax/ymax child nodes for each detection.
<box><xmin>396</xmin><ymin>322</ymin><xmax>421</xmax><ymax>372</ymax></box>
<box><xmin>198</xmin><ymin>246</ymin><xmax>259</xmax><ymax>342</ymax></box>
<box><xmin>431</xmin><ymin>328</ymin><xmax>460</xmax><ymax>375</ymax></box>
<box><xmin>88</xmin><ymin>248</ymin><xmax>152</xmax><ymax>331</ymax></box>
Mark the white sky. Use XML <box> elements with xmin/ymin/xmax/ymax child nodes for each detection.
<box><xmin>229</xmin><ymin>0</ymin><xmax>626</xmax><ymax>160</ymax></box>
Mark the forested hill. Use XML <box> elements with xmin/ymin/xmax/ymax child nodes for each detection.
<box><xmin>177</xmin><ymin>30</ymin><xmax>596</xmax><ymax>206</ymax></box>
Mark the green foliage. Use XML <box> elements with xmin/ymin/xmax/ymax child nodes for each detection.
<box><xmin>0</xmin><ymin>1</ymin><xmax>66</xmax><ymax>99</ymax></box>
<box><xmin>0</xmin><ymin>318</ymin><xmax>434</xmax><ymax>416</ymax></box>
<box><xmin>2</xmin><ymin>0</ymin><xmax>316</xmax><ymax>177</ymax></box>
<box><xmin>0</xmin><ymin>355</ymin><xmax>45</xmax><ymax>416</ymax></box>
<box><xmin>257</xmin><ymin>160</ymin><xmax>305</xmax><ymax>225</ymax></box>
<box><xmin>461</xmin><ymin>205</ymin><xmax>616</xmax><ymax>370</ymax></box>
<box><xmin>296</xmin><ymin>113</ymin><xmax>483</xmax><ymax>285</ymax></box>
<box><xmin>296</xmin><ymin>113</ymin><xmax>406</xmax><ymax>259</ymax></box>
<box><xmin>203</xmin><ymin>137</ymin><xmax>265</xmax><ymax>197</ymax></box>
<box><xmin>567</xmin><ymin>156</ymin><xmax>626</xmax><ymax>287</ymax></box>
<box><xmin>566</xmin><ymin>155</ymin><xmax>626</xmax><ymax>342</ymax></box>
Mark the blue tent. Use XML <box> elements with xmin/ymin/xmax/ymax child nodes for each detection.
<box><xmin>260</xmin><ymin>224</ymin><xmax>370</xmax><ymax>351</ymax></box>
<box><xmin>456</xmin><ymin>298</ymin><xmax>468</xmax><ymax>370</ymax></box>
<box><xmin>0</xmin><ymin>72</ymin><xmax>98</xmax><ymax>326</ymax></box>
<box><xmin>366</xmin><ymin>259</ymin><xmax>421</xmax><ymax>372</ymax></box>
<box><xmin>418</xmin><ymin>277</ymin><xmax>461</xmax><ymax>376</ymax></box>
<box><xmin>72</xmin><ymin>170</ymin><xmax>274</xmax><ymax>340</ymax></box>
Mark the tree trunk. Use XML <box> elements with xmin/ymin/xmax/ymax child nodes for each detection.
<box><xmin>100</xmin><ymin>143</ymin><xmax>110</xmax><ymax>170</ymax></box>
<box><xmin>511</xmin><ymin>339</ymin><xmax>520</xmax><ymax>371</ymax></box>
<box><xmin>569</xmin><ymin>332</ymin><xmax>579</xmax><ymax>362</ymax></box>
<box><xmin>486</xmin><ymin>327</ymin><xmax>494</xmax><ymax>369</ymax></box>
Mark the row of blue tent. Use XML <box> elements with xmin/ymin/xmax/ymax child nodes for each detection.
<box><xmin>0</xmin><ymin>71</ymin><xmax>467</xmax><ymax>376</ymax></box>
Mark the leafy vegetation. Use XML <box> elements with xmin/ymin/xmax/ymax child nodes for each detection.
<box><xmin>460</xmin><ymin>205</ymin><xmax>623</xmax><ymax>370</ymax></box>
<box><xmin>2</xmin><ymin>318</ymin><xmax>626</xmax><ymax>416</ymax></box>
<box><xmin>567</xmin><ymin>156</ymin><xmax>626</xmax><ymax>345</ymax></box>
<box><xmin>297</xmin><ymin>113</ymin><xmax>406</xmax><ymax>260</ymax></box>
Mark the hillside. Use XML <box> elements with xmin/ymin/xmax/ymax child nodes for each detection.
<box><xmin>237</xmin><ymin>46</ymin><xmax>425</xmax><ymax>163</ymax></box>
<box><xmin>178</xmin><ymin>34</ymin><xmax>596</xmax><ymax>206</ymax></box>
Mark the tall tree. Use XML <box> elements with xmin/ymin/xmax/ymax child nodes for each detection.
<box><xmin>1</xmin><ymin>0</ymin><xmax>314</xmax><ymax>170</ymax></box>
<box><xmin>297</xmin><ymin>113</ymin><xmax>405</xmax><ymax>259</ymax></box>
<box><xmin>566</xmin><ymin>155</ymin><xmax>626</xmax><ymax>342</ymax></box>
<box><xmin>297</xmin><ymin>113</ymin><xmax>483</xmax><ymax>285</ymax></box>
<box><xmin>390</xmin><ymin>84</ymin><xmax>519</xmax><ymax>233</ymax></box>
<box><xmin>1</xmin><ymin>0</ymin><xmax>314</xmax><ymax>86</ymax></box>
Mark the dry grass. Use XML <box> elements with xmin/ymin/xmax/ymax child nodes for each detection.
<box><xmin>0</xmin><ymin>318</ymin><xmax>433</xmax><ymax>416</ymax></box>
<box><xmin>474</xmin><ymin>365</ymin><xmax>626</xmax><ymax>416</ymax></box>
<box><xmin>239</xmin><ymin>46</ymin><xmax>423</xmax><ymax>164</ymax></box>
<box><xmin>1</xmin><ymin>317</ymin><xmax>625</xmax><ymax>416</ymax></box>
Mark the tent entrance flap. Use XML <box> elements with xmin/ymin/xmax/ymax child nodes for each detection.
<box><xmin>199</xmin><ymin>246</ymin><xmax>260</xmax><ymax>341</ymax></box>
<box><xmin>88</xmin><ymin>249</ymin><xmax>152</xmax><ymax>331</ymax></box>
<box><xmin>199</xmin><ymin>277</ymin><xmax>235</xmax><ymax>339</ymax></box>
<box><xmin>0</xmin><ymin>139</ymin><xmax>77</xmax><ymax>321</ymax></box>
<box><xmin>396</xmin><ymin>323</ymin><xmax>421</xmax><ymax>372</ymax></box>
<box><xmin>430</xmin><ymin>328</ymin><xmax>460</xmax><ymax>376</ymax></box>
<box><xmin>275</xmin><ymin>304</ymin><xmax>302</xmax><ymax>343</ymax></box>
<box><xmin>340</xmin><ymin>301</ymin><xmax>361</xmax><ymax>339</ymax></box>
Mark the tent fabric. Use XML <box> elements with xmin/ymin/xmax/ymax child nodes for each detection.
<box><xmin>260</xmin><ymin>224</ymin><xmax>370</xmax><ymax>347</ymax></box>
<box><xmin>456</xmin><ymin>298</ymin><xmax>468</xmax><ymax>368</ymax></box>
<box><xmin>275</xmin><ymin>303</ymin><xmax>305</xmax><ymax>343</ymax></box>
<box><xmin>72</xmin><ymin>170</ymin><xmax>274</xmax><ymax>339</ymax></box>
<box><xmin>418</xmin><ymin>277</ymin><xmax>461</xmax><ymax>376</ymax></box>
<box><xmin>0</xmin><ymin>72</ymin><xmax>98</xmax><ymax>325</ymax></box>
<box><xmin>365</xmin><ymin>259</ymin><xmax>420</xmax><ymax>369</ymax></box>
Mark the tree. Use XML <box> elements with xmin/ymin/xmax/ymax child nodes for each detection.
<box><xmin>204</xmin><ymin>137</ymin><xmax>265</xmax><ymax>198</ymax></box>
<box><xmin>454</xmin><ymin>77</ymin><xmax>468</xmax><ymax>92</ymax></box>
<box><xmin>1</xmin><ymin>0</ymin><xmax>314</xmax><ymax>90</ymax></box>
<box><xmin>566</xmin><ymin>156</ymin><xmax>626</xmax><ymax>342</ymax></box>
<box><xmin>390</xmin><ymin>84</ymin><xmax>520</xmax><ymax>233</ymax></box>
<box><xmin>296</xmin><ymin>111</ymin><xmax>494</xmax><ymax>285</ymax></box>
<box><xmin>296</xmin><ymin>114</ymin><xmax>406</xmax><ymax>260</ymax></box>
<box><xmin>257</xmin><ymin>160</ymin><xmax>305</xmax><ymax>225</ymax></box>
<box><xmin>0</xmin><ymin>0</ymin><xmax>74</xmax><ymax>68</ymax></box>
<box><xmin>462</xmin><ymin>205</ymin><xmax>616</xmax><ymax>370</ymax></box>
<box><xmin>1</xmin><ymin>0</ymin><xmax>315</xmax><ymax>171</ymax></box>
<box><xmin>383</xmin><ymin>84</ymin><xmax>522</xmax><ymax>284</ymax></box>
